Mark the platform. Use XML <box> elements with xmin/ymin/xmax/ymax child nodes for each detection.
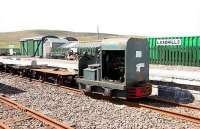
<box><xmin>149</xmin><ymin>64</ymin><xmax>200</xmax><ymax>101</ymax></box>
<box><xmin>150</xmin><ymin>64</ymin><xmax>200</xmax><ymax>86</ymax></box>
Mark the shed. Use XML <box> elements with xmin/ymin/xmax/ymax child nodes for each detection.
<box><xmin>64</xmin><ymin>37</ymin><xmax>78</xmax><ymax>41</ymax></box>
<box><xmin>59</xmin><ymin>42</ymin><xmax>101</xmax><ymax>54</ymax></box>
<box><xmin>20</xmin><ymin>36</ymin><xmax>69</xmax><ymax>57</ymax></box>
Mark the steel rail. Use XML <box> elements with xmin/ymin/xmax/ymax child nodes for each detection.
<box><xmin>122</xmin><ymin>100</ymin><xmax>200</xmax><ymax>124</ymax></box>
<box><xmin>0</xmin><ymin>123</ymin><xmax>11</xmax><ymax>129</ymax></box>
<box><xmin>86</xmin><ymin>94</ymin><xmax>200</xmax><ymax>124</ymax></box>
<box><xmin>2</xmin><ymin>72</ymin><xmax>200</xmax><ymax>125</ymax></box>
<box><xmin>27</xmin><ymin>77</ymin><xmax>82</xmax><ymax>94</ymax></box>
<box><xmin>147</xmin><ymin>96</ymin><xmax>200</xmax><ymax>110</ymax></box>
<box><xmin>9</xmin><ymin>73</ymin><xmax>82</xmax><ymax>95</ymax></box>
<box><xmin>0</xmin><ymin>96</ymin><xmax>74</xmax><ymax>129</ymax></box>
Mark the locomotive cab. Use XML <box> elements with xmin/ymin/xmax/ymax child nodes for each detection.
<box><xmin>77</xmin><ymin>38</ymin><xmax>152</xmax><ymax>98</ymax></box>
<box><xmin>102</xmin><ymin>50</ymin><xmax>125</xmax><ymax>83</ymax></box>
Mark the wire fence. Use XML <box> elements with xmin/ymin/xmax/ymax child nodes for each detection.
<box><xmin>0</xmin><ymin>48</ymin><xmax>20</xmax><ymax>56</ymax></box>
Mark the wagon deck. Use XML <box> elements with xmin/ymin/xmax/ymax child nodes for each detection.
<box><xmin>31</xmin><ymin>68</ymin><xmax>76</xmax><ymax>76</ymax></box>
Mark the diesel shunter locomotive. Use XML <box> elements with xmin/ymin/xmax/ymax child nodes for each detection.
<box><xmin>77</xmin><ymin>38</ymin><xmax>152</xmax><ymax>98</ymax></box>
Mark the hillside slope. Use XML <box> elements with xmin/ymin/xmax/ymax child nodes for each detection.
<box><xmin>0</xmin><ymin>30</ymin><xmax>121</xmax><ymax>48</ymax></box>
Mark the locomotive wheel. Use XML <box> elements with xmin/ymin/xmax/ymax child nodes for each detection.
<box><xmin>85</xmin><ymin>85</ymin><xmax>91</xmax><ymax>92</ymax></box>
<box><xmin>104</xmin><ymin>88</ymin><xmax>111</xmax><ymax>96</ymax></box>
<box><xmin>78</xmin><ymin>83</ymin><xmax>84</xmax><ymax>90</ymax></box>
<box><xmin>78</xmin><ymin>83</ymin><xmax>88</xmax><ymax>92</ymax></box>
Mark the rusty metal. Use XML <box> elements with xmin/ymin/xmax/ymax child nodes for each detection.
<box><xmin>122</xmin><ymin>100</ymin><xmax>200</xmax><ymax>124</ymax></box>
<box><xmin>4</xmin><ymin>70</ymin><xmax>82</xmax><ymax>95</ymax></box>
<box><xmin>1</xmin><ymin>115</ymin><xmax>32</xmax><ymax>125</ymax></box>
<box><xmin>1</xmin><ymin>71</ymin><xmax>82</xmax><ymax>95</ymax></box>
<box><xmin>2</xmin><ymin>71</ymin><xmax>200</xmax><ymax>125</ymax></box>
<box><xmin>30</xmin><ymin>77</ymin><xmax>82</xmax><ymax>95</ymax></box>
<box><xmin>147</xmin><ymin>96</ymin><xmax>200</xmax><ymax>111</ymax></box>
<box><xmin>0</xmin><ymin>122</ymin><xmax>10</xmax><ymax>129</ymax></box>
<box><xmin>0</xmin><ymin>96</ymin><xmax>74</xmax><ymax>129</ymax></box>
<box><xmin>139</xmin><ymin>103</ymin><xmax>200</xmax><ymax>124</ymax></box>
<box><xmin>15</xmin><ymin>69</ymin><xmax>80</xmax><ymax>94</ymax></box>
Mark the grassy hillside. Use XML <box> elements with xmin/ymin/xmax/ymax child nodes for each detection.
<box><xmin>0</xmin><ymin>30</ymin><xmax>121</xmax><ymax>48</ymax></box>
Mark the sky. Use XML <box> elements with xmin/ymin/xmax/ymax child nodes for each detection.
<box><xmin>0</xmin><ymin>0</ymin><xmax>200</xmax><ymax>36</ymax></box>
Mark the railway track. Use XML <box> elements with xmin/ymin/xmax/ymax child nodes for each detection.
<box><xmin>1</xmin><ymin>72</ymin><xmax>200</xmax><ymax>126</ymax></box>
<box><xmin>37</xmin><ymin>80</ymin><xmax>200</xmax><ymax>125</ymax></box>
<box><xmin>0</xmin><ymin>95</ymin><xmax>74</xmax><ymax>129</ymax></box>
<box><xmin>88</xmin><ymin>93</ymin><xmax>200</xmax><ymax>124</ymax></box>
<box><xmin>123</xmin><ymin>98</ymin><xmax>200</xmax><ymax>124</ymax></box>
<box><xmin>147</xmin><ymin>96</ymin><xmax>200</xmax><ymax>111</ymax></box>
<box><xmin>0</xmin><ymin>122</ymin><xmax>10</xmax><ymax>129</ymax></box>
<box><xmin>50</xmin><ymin>81</ymin><xmax>200</xmax><ymax>124</ymax></box>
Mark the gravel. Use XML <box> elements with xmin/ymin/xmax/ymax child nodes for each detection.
<box><xmin>188</xmin><ymin>101</ymin><xmax>200</xmax><ymax>107</ymax></box>
<box><xmin>1</xmin><ymin>73</ymin><xmax>200</xmax><ymax>129</ymax></box>
<box><xmin>0</xmin><ymin>101</ymin><xmax>49</xmax><ymax>129</ymax></box>
<box><xmin>142</xmin><ymin>100</ymin><xmax>200</xmax><ymax>118</ymax></box>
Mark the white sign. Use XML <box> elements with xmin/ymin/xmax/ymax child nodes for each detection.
<box><xmin>136</xmin><ymin>63</ymin><xmax>145</xmax><ymax>72</ymax></box>
<box><xmin>136</xmin><ymin>51</ymin><xmax>142</xmax><ymax>58</ymax></box>
<box><xmin>157</xmin><ymin>39</ymin><xmax>181</xmax><ymax>46</ymax></box>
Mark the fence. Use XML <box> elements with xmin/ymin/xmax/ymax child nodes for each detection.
<box><xmin>0</xmin><ymin>48</ymin><xmax>21</xmax><ymax>56</ymax></box>
<box><xmin>148</xmin><ymin>36</ymin><xmax>200</xmax><ymax>66</ymax></box>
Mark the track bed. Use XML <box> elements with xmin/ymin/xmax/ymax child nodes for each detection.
<box><xmin>1</xmin><ymin>72</ymin><xmax>200</xmax><ymax>128</ymax></box>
